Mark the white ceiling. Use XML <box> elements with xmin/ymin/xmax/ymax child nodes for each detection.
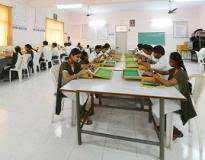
<box><xmin>12</xmin><ymin>0</ymin><xmax>205</xmax><ymax>13</ymax></box>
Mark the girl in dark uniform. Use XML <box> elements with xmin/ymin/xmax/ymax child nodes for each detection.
<box><xmin>152</xmin><ymin>52</ymin><xmax>197</xmax><ymax>139</ymax></box>
<box><xmin>56</xmin><ymin>48</ymin><xmax>92</xmax><ymax>125</ymax></box>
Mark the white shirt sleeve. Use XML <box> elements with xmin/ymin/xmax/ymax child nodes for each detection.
<box><xmin>151</xmin><ymin>55</ymin><xmax>170</xmax><ymax>71</ymax></box>
<box><xmin>51</xmin><ymin>47</ymin><xmax>59</xmax><ymax>57</ymax></box>
<box><xmin>89</xmin><ymin>51</ymin><xmax>97</xmax><ymax>62</ymax></box>
<box><xmin>97</xmin><ymin>51</ymin><xmax>103</xmax><ymax>58</ymax></box>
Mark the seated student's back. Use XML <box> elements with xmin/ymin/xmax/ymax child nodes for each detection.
<box><xmin>42</xmin><ymin>41</ymin><xmax>51</xmax><ymax>57</ymax></box>
<box><xmin>64</xmin><ymin>42</ymin><xmax>73</xmax><ymax>56</ymax></box>
<box><xmin>51</xmin><ymin>42</ymin><xmax>59</xmax><ymax>57</ymax></box>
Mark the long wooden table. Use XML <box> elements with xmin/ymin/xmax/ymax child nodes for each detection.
<box><xmin>61</xmin><ymin>71</ymin><xmax>185</xmax><ymax>160</ymax></box>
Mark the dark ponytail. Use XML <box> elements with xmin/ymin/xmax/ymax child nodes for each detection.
<box><xmin>170</xmin><ymin>52</ymin><xmax>192</xmax><ymax>93</ymax></box>
<box><xmin>170</xmin><ymin>52</ymin><xmax>187</xmax><ymax>72</ymax></box>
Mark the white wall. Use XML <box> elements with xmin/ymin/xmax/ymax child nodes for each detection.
<box><xmin>67</xmin><ymin>8</ymin><xmax>201</xmax><ymax>54</ymax></box>
<box><xmin>196</xmin><ymin>6</ymin><xmax>205</xmax><ymax>29</ymax></box>
<box><xmin>0</xmin><ymin>0</ymin><xmax>70</xmax><ymax>46</ymax></box>
<box><xmin>1</xmin><ymin>0</ymin><xmax>204</xmax><ymax>53</ymax></box>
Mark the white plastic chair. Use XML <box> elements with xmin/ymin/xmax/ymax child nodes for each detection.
<box><xmin>152</xmin><ymin>74</ymin><xmax>205</xmax><ymax>149</ymax></box>
<box><xmin>52</xmin><ymin>50</ymin><xmax>61</xmax><ymax>65</ymax></box>
<box><xmin>197</xmin><ymin>51</ymin><xmax>205</xmax><ymax>72</ymax></box>
<box><xmin>9</xmin><ymin>54</ymin><xmax>31</xmax><ymax>82</ymax></box>
<box><xmin>188</xmin><ymin>74</ymin><xmax>204</xmax><ymax>157</ymax></box>
<box><xmin>40</xmin><ymin>50</ymin><xmax>53</xmax><ymax>70</ymax></box>
<box><xmin>50</xmin><ymin>65</ymin><xmax>76</xmax><ymax>125</ymax></box>
<box><xmin>33</xmin><ymin>52</ymin><xmax>41</xmax><ymax>74</ymax></box>
<box><xmin>151</xmin><ymin>99</ymin><xmax>181</xmax><ymax>148</ymax></box>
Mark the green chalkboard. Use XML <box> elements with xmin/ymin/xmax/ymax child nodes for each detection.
<box><xmin>138</xmin><ymin>32</ymin><xmax>165</xmax><ymax>45</ymax></box>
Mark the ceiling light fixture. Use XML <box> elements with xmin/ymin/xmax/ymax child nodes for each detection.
<box><xmin>151</xmin><ymin>18</ymin><xmax>172</xmax><ymax>28</ymax></box>
<box><xmin>57</xmin><ymin>3</ymin><xmax>83</xmax><ymax>9</ymax></box>
<box><xmin>89</xmin><ymin>20</ymin><xmax>106</xmax><ymax>29</ymax></box>
<box><xmin>174</xmin><ymin>0</ymin><xmax>202</xmax><ymax>2</ymax></box>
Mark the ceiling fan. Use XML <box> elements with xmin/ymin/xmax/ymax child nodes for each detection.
<box><xmin>86</xmin><ymin>5</ymin><xmax>93</xmax><ymax>16</ymax></box>
<box><xmin>168</xmin><ymin>0</ymin><xmax>178</xmax><ymax>14</ymax></box>
<box><xmin>86</xmin><ymin>4</ymin><xmax>93</xmax><ymax>17</ymax></box>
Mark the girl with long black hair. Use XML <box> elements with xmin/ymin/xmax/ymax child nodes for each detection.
<box><xmin>151</xmin><ymin>52</ymin><xmax>197</xmax><ymax>139</ymax></box>
<box><xmin>56</xmin><ymin>48</ymin><xmax>92</xmax><ymax>125</ymax></box>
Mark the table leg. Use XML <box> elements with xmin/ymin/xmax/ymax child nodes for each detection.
<box><xmin>91</xmin><ymin>94</ymin><xmax>94</xmax><ymax>114</ymax></box>
<box><xmin>140</xmin><ymin>98</ymin><xmax>144</xmax><ymax>110</ymax></box>
<box><xmin>76</xmin><ymin>92</ymin><xmax>82</xmax><ymax>145</ymax></box>
<box><xmin>160</xmin><ymin>98</ymin><xmax>165</xmax><ymax>160</ymax></box>
<box><xmin>99</xmin><ymin>94</ymin><xmax>102</xmax><ymax>106</ymax></box>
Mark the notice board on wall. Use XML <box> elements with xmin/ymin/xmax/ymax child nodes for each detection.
<box><xmin>138</xmin><ymin>32</ymin><xmax>165</xmax><ymax>45</ymax></box>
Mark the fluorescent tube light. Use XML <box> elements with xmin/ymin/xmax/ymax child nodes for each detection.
<box><xmin>174</xmin><ymin>0</ymin><xmax>202</xmax><ymax>2</ymax></box>
<box><xmin>151</xmin><ymin>18</ymin><xmax>172</xmax><ymax>28</ymax></box>
<box><xmin>89</xmin><ymin>20</ymin><xmax>106</xmax><ymax>29</ymax></box>
<box><xmin>57</xmin><ymin>4</ymin><xmax>83</xmax><ymax>9</ymax></box>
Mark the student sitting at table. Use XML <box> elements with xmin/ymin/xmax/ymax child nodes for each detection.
<box><xmin>103</xmin><ymin>43</ymin><xmax>111</xmax><ymax>56</ymax></box>
<box><xmin>80</xmin><ymin>50</ymin><xmax>89</xmax><ymax>65</ymax></box>
<box><xmin>98</xmin><ymin>45</ymin><xmax>108</xmax><ymax>59</ymax></box>
<box><xmin>39</xmin><ymin>41</ymin><xmax>51</xmax><ymax>70</ymax></box>
<box><xmin>88</xmin><ymin>45</ymin><xmax>103</xmax><ymax>63</ymax></box>
<box><xmin>25</xmin><ymin>44</ymin><xmax>34</xmax><ymax>73</ymax></box>
<box><xmin>136</xmin><ymin>44</ymin><xmax>152</xmax><ymax>61</ymax></box>
<box><xmin>150</xmin><ymin>52</ymin><xmax>197</xmax><ymax>139</ymax></box>
<box><xmin>0</xmin><ymin>46</ymin><xmax>22</xmax><ymax>80</ymax></box>
<box><xmin>140</xmin><ymin>45</ymin><xmax>170</xmax><ymax>72</ymax></box>
<box><xmin>60</xmin><ymin>43</ymin><xmax>69</xmax><ymax>60</ymax></box>
<box><xmin>134</xmin><ymin>43</ymin><xmax>143</xmax><ymax>54</ymax></box>
<box><xmin>64</xmin><ymin>42</ymin><xmax>73</xmax><ymax>56</ymax></box>
<box><xmin>141</xmin><ymin>44</ymin><xmax>153</xmax><ymax>61</ymax></box>
<box><xmin>56</xmin><ymin>48</ymin><xmax>92</xmax><ymax>125</ymax></box>
<box><xmin>77</xmin><ymin>42</ymin><xmax>83</xmax><ymax>51</ymax></box>
<box><xmin>51</xmin><ymin>42</ymin><xmax>60</xmax><ymax>63</ymax></box>
<box><xmin>85</xmin><ymin>45</ymin><xmax>92</xmax><ymax>56</ymax></box>
<box><xmin>40</xmin><ymin>41</ymin><xmax>50</xmax><ymax>58</ymax></box>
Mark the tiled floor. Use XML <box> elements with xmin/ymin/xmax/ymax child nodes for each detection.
<box><xmin>0</xmin><ymin>61</ymin><xmax>205</xmax><ymax>160</ymax></box>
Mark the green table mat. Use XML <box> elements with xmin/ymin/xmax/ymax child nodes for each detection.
<box><xmin>103</xmin><ymin>61</ymin><xmax>116</xmax><ymax>66</ymax></box>
<box><xmin>125</xmin><ymin>58</ymin><xmax>135</xmax><ymax>61</ymax></box>
<box><xmin>125</xmin><ymin>54</ymin><xmax>135</xmax><ymax>58</ymax></box>
<box><xmin>94</xmin><ymin>68</ymin><xmax>113</xmax><ymax>79</ymax></box>
<box><xmin>126</xmin><ymin>61</ymin><xmax>138</xmax><ymax>67</ymax></box>
<box><xmin>123</xmin><ymin>70</ymin><xmax>140</xmax><ymax>77</ymax></box>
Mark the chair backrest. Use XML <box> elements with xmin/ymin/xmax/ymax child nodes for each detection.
<box><xmin>197</xmin><ymin>50</ymin><xmax>205</xmax><ymax>64</ymax></box>
<box><xmin>190</xmin><ymin>74</ymin><xmax>205</xmax><ymax>108</ymax></box>
<box><xmin>22</xmin><ymin>54</ymin><xmax>31</xmax><ymax>69</ymax></box>
<box><xmin>50</xmin><ymin>65</ymin><xmax>60</xmax><ymax>89</ymax></box>
<box><xmin>33</xmin><ymin>52</ymin><xmax>41</xmax><ymax>66</ymax></box>
<box><xmin>44</xmin><ymin>50</ymin><xmax>52</xmax><ymax>62</ymax></box>
<box><xmin>14</xmin><ymin>53</ymin><xmax>23</xmax><ymax>70</ymax></box>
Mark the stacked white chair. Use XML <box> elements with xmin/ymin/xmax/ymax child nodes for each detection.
<box><xmin>9</xmin><ymin>54</ymin><xmax>31</xmax><ymax>82</ymax></box>
<box><xmin>50</xmin><ymin>65</ymin><xmax>76</xmax><ymax>126</ymax></box>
